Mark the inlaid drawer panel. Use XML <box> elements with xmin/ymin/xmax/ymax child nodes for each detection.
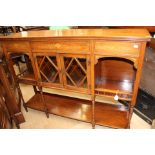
<box><xmin>95</xmin><ymin>41</ymin><xmax>141</xmax><ymax>57</ymax></box>
<box><xmin>31</xmin><ymin>41</ymin><xmax>90</xmax><ymax>53</ymax></box>
<box><xmin>4</xmin><ymin>41</ymin><xmax>29</xmax><ymax>52</ymax></box>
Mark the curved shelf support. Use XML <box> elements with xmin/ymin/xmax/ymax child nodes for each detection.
<box><xmin>94</xmin><ymin>55</ymin><xmax>138</xmax><ymax>69</ymax></box>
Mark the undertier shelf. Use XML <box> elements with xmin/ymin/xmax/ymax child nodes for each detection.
<box><xmin>26</xmin><ymin>93</ymin><xmax>129</xmax><ymax>128</ymax></box>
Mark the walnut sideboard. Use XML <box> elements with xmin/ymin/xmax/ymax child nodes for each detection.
<box><xmin>0</xmin><ymin>29</ymin><xmax>151</xmax><ymax>128</ymax></box>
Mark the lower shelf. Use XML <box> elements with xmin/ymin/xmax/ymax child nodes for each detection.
<box><xmin>26</xmin><ymin>93</ymin><xmax>129</xmax><ymax>128</ymax></box>
<box><xmin>18</xmin><ymin>72</ymin><xmax>36</xmax><ymax>85</ymax></box>
<box><xmin>95</xmin><ymin>79</ymin><xmax>133</xmax><ymax>93</ymax></box>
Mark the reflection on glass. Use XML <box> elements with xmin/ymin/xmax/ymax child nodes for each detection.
<box><xmin>37</xmin><ymin>56</ymin><xmax>60</xmax><ymax>83</ymax></box>
<box><xmin>64</xmin><ymin>57</ymin><xmax>87</xmax><ymax>88</ymax></box>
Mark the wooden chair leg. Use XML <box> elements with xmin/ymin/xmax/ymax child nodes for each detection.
<box><xmin>17</xmin><ymin>84</ymin><xmax>28</xmax><ymax>112</ymax></box>
<box><xmin>126</xmin><ymin>105</ymin><xmax>133</xmax><ymax>129</ymax></box>
<box><xmin>11</xmin><ymin>115</ymin><xmax>20</xmax><ymax>129</ymax></box>
<box><xmin>16</xmin><ymin>123</ymin><xmax>20</xmax><ymax>129</ymax></box>
<box><xmin>45</xmin><ymin>111</ymin><xmax>49</xmax><ymax>118</ymax></box>
<box><xmin>33</xmin><ymin>85</ymin><xmax>38</xmax><ymax>94</ymax></box>
<box><xmin>38</xmin><ymin>86</ymin><xmax>49</xmax><ymax>118</ymax></box>
<box><xmin>10</xmin><ymin>118</ymin><xmax>14</xmax><ymax>129</ymax></box>
<box><xmin>23</xmin><ymin>104</ymin><xmax>28</xmax><ymax>112</ymax></box>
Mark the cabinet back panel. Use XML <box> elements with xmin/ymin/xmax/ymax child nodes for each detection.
<box><xmin>95</xmin><ymin>58</ymin><xmax>136</xmax><ymax>82</ymax></box>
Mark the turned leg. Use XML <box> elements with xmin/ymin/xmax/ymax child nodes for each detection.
<box><xmin>11</xmin><ymin>115</ymin><xmax>20</xmax><ymax>129</ymax></box>
<box><xmin>127</xmin><ymin>105</ymin><xmax>134</xmax><ymax>129</ymax></box>
<box><xmin>33</xmin><ymin>85</ymin><xmax>38</xmax><ymax>94</ymax></box>
<box><xmin>17</xmin><ymin>84</ymin><xmax>28</xmax><ymax>112</ymax></box>
<box><xmin>23</xmin><ymin>103</ymin><xmax>28</xmax><ymax>112</ymax></box>
<box><xmin>38</xmin><ymin>86</ymin><xmax>49</xmax><ymax>118</ymax></box>
<box><xmin>16</xmin><ymin>123</ymin><xmax>20</xmax><ymax>129</ymax></box>
<box><xmin>92</xmin><ymin>95</ymin><xmax>95</xmax><ymax>129</ymax></box>
<box><xmin>14</xmin><ymin>118</ymin><xmax>20</xmax><ymax>129</ymax></box>
<box><xmin>10</xmin><ymin>118</ymin><xmax>14</xmax><ymax>129</ymax></box>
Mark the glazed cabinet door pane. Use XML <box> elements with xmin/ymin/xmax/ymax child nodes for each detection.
<box><xmin>35</xmin><ymin>53</ymin><xmax>62</xmax><ymax>87</ymax></box>
<box><xmin>62</xmin><ymin>54</ymin><xmax>90</xmax><ymax>92</ymax></box>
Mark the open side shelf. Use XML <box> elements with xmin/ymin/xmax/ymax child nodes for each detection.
<box><xmin>26</xmin><ymin>92</ymin><xmax>129</xmax><ymax>128</ymax></box>
<box><xmin>95</xmin><ymin>57</ymin><xmax>136</xmax><ymax>101</ymax></box>
<box><xmin>9</xmin><ymin>53</ymin><xmax>36</xmax><ymax>85</ymax></box>
<box><xmin>18</xmin><ymin>71</ymin><xmax>36</xmax><ymax>85</ymax></box>
<box><xmin>95</xmin><ymin>79</ymin><xmax>133</xmax><ymax>101</ymax></box>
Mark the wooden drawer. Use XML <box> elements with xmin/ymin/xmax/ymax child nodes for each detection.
<box><xmin>31</xmin><ymin>41</ymin><xmax>90</xmax><ymax>53</ymax></box>
<box><xmin>4</xmin><ymin>41</ymin><xmax>29</xmax><ymax>52</ymax></box>
<box><xmin>95</xmin><ymin>41</ymin><xmax>141</xmax><ymax>57</ymax></box>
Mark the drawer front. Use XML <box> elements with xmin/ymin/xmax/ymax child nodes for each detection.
<box><xmin>4</xmin><ymin>41</ymin><xmax>29</xmax><ymax>52</ymax></box>
<box><xmin>95</xmin><ymin>41</ymin><xmax>141</xmax><ymax>57</ymax></box>
<box><xmin>31</xmin><ymin>41</ymin><xmax>90</xmax><ymax>53</ymax></box>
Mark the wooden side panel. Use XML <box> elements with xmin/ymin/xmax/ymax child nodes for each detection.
<box><xmin>131</xmin><ymin>42</ymin><xmax>147</xmax><ymax>106</ymax></box>
<box><xmin>96</xmin><ymin>58</ymin><xmax>136</xmax><ymax>82</ymax></box>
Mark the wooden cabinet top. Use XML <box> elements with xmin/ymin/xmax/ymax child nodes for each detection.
<box><xmin>0</xmin><ymin>29</ymin><xmax>151</xmax><ymax>41</ymax></box>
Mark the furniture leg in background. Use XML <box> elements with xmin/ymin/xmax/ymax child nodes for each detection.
<box><xmin>0</xmin><ymin>56</ymin><xmax>25</xmax><ymax>128</ymax></box>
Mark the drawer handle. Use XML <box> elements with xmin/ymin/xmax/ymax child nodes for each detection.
<box><xmin>133</xmin><ymin>44</ymin><xmax>139</xmax><ymax>48</ymax></box>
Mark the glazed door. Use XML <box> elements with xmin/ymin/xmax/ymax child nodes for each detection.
<box><xmin>35</xmin><ymin>53</ymin><xmax>63</xmax><ymax>87</ymax></box>
<box><xmin>61</xmin><ymin>54</ymin><xmax>91</xmax><ymax>93</ymax></box>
